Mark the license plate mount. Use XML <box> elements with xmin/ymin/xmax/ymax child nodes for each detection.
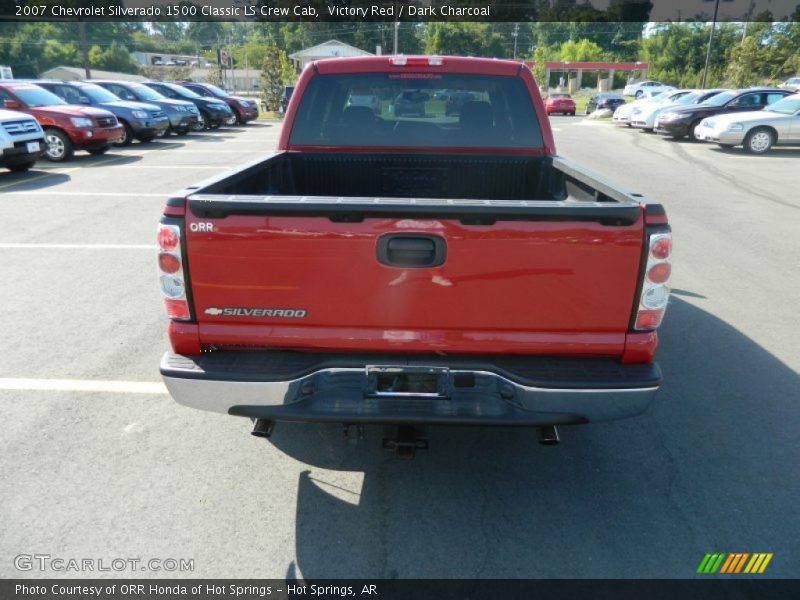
<box><xmin>26</xmin><ymin>141</ymin><xmax>40</xmax><ymax>153</ymax></box>
<box><xmin>365</xmin><ymin>366</ymin><xmax>450</xmax><ymax>399</ymax></box>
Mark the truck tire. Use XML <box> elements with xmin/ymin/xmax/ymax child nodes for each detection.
<box><xmin>43</xmin><ymin>128</ymin><xmax>74</xmax><ymax>162</ymax></box>
<box><xmin>8</xmin><ymin>161</ymin><xmax>36</xmax><ymax>172</ymax></box>
<box><xmin>744</xmin><ymin>127</ymin><xmax>774</xmax><ymax>154</ymax></box>
<box><xmin>114</xmin><ymin>121</ymin><xmax>134</xmax><ymax>147</ymax></box>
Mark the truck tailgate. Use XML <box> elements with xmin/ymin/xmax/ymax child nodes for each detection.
<box><xmin>184</xmin><ymin>204</ymin><xmax>644</xmax><ymax>356</ymax></box>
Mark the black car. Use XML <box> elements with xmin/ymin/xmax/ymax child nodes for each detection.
<box><xmin>279</xmin><ymin>86</ymin><xmax>294</xmax><ymax>114</ymax></box>
<box><xmin>585</xmin><ymin>93</ymin><xmax>626</xmax><ymax>115</ymax></box>
<box><xmin>143</xmin><ymin>82</ymin><xmax>233</xmax><ymax>130</ymax></box>
<box><xmin>654</xmin><ymin>88</ymin><xmax>793</xmax><ymax>139</ymax></box>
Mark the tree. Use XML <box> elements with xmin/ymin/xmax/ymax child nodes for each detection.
<box><xmin>261</xmin><ymin>45</ymin><xmax>288</xmax><ymax>112</ymax></box>
<box><xmin>423</xmin><ymin>23</ymin><xmax>505</xmax><ymax>57</ymax></box>
<box><xmin>90</xmin><ymin>42</ymin><xmax>139</xmax><ymax>74</ymax></box>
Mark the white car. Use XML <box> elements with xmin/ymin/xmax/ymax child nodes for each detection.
<box><xmin>0</xmin><ymin>106</ymin><xmax>44</xmax><ymax>172</ymax></box>
<box><xmin>631</xmin><ymin>89</ymin><xmax>726</xmax><ymax>132</ymax></box>
<box><xmin>781</xmin><ymin>77</ymin><xmax>800</xmax><ymax>92</ymax></box>
<box><xmin>623</xmin><ymin>80</ymin><xmax>674</xmax><ymax>99</ymax></box>
<box><xmin>613</xmin><ymin>90</ymin><xmax>679</xmax><ymax>126</ymax></box>
<box><xmin>694</xmin><ymin>94</ymin><xmax>800</xmax><ymax>153</ymax></box>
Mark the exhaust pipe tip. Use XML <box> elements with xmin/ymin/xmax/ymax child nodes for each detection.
<box><xmin>251</xmin><ymin>419</ymin><xmax>275</xmax><ymax>439</ymax></box>
<box><xmin>537</xmin><ymin>425</ymin><xmax>560</xmax><ymax>446</ymax></box>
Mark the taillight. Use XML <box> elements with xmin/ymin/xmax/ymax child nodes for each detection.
<box><xmin>157</xmin><ymin>223</ymin><xmax>191</xmax><ymax>321</ymax></box>
<box><xmin>634</xmin><ymin>232</ymin><xmax>672</xmax><ymax>331</ymax></box>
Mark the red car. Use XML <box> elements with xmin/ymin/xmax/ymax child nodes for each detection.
<box><xmin>178</xmin><ymin>82</ymin><xmax>259</xmax><ymax>125</ymax></box>
<box><xmin>159</xmin><ymin>56</ymin><xmax>671</xmax><ymax>455</ymax></box>
<box><xmin>545</xmin><ymin>93</ymin><xmax>576</xmax><ymax>116</ymax></box>
<box><xmin>0</xmin><ymin>82</ymin><xmax>123</xmax><ymax>161</ymax></box>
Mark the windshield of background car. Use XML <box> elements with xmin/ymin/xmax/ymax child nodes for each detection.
<box><xmin>11</xmin><ymin>85</ymin><xmax>66</xmax><ymax>107</ymax></box>
<box><xmin>166</xmin><ymin>84</ymin><xmax>201</xmax><ymax>99</ymax></box>
<box><xmin>674</xmin><ymin>93</ymin><xmax>701</xmax><ymax>105</ymax></box>
<box><xmin>289</xmin><ymin>73</ymin><xmax>542</xmax><ymax>149</ymax></box>
<box><xmin>702</xmin><ymin>90</ymin><xmax>738</xmax><ymax>106</ymax></box>
<box><xmin>129</xmin><ymin>83</ymin><xmax>164</xmax><ymax>101</ymax></box>
<box><xmin>764</xmin><ymin>96</ymin><xmax>800</xmax><ymax>114</ymax></box>
<box><xmin>79</xmin><ymin>84</ymin><xmax>122</xmax><ymax>103</ymax></box>
<box><xmin>202</xmin><ymin>84</ymin><xmax>228</xmax><ymax>97</ymax></box>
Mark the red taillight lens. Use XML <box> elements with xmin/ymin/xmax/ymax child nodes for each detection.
<box><xmin>164</xmin><ymin>298</ymin><xmax>190</xmax><ymax>320</ymax></box>
<box><xmin>158</xmin><ymin>226</ymin><xmax>179</xmax><ymax>251</ymax></box>
<box><xmin>157</xmin><ymin>223</ymin><xmax>191</xmax><ymax>321</ymax></box>
<box><xmin>635</xmin><ymin>309</ymin><xmax>664</xmax><ymax>330</ymax></box>
<box><xmin>650</xmin><ymin>235</ymin><xmax>671</xmax><ymax>260</ymax></box>
<box><xmin>647</xmin><ymin>262</ymin><xmax>671</xmax><ymax>284</ymax></box>
<box><xmin>158</xmin><ymin>252</ymin><xmax>181</xmax><ymax>274</ymax></box>
<box><xmin>633</xmin><ymin>231</ymin><xmax>672</xmax><ymax>331</ymax></box>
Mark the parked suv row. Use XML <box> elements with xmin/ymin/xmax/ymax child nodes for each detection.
<box><xmin>0</xmin><ymin>78</ymin><xmax>256</xmax><ymax>164</ymax></box>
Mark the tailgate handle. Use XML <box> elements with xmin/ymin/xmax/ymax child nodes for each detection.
<box><xmin>377</xmin><ymin>235</ymin><xmax>446</xmax><ymax>268</ymax></box>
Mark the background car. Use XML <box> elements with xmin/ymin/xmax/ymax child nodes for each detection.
<box><xmin>180</xmin><ymin>82</ymin><xmax>259</xmax><ymax>125</ymax></box>
<box><xmin>0</xmin><ymin>104</ymin><xmax>44</xmax><ymax>172</ymax></box>
<box><xmin>279</xmin><ymin>86</ymin><xmax>294</xmax><ymax>114</ymax></box>
<box><xmin>394</xmin><ymin>91</ymin><xmax>428</xmax><ymax>117</ymax></box>
<box><xmin>93</xmin><ymin>80</ymin><xmax>199</xmax><ymax>136</ymax></box>
<box><xmin>346</xmin><ymin>89</ymin><xmax>380</xmax><ymax>112</ymax></box>
<box><xmin>654</xmin><ymin>88</ymin><xmax>793</xmax><ymax>139</ymax></box>
<box><xmin>631</xmin><ymin>89</ymin><xmax>725</xmax><ymax>132</ymax></box>
<box><xmin>780</xmin><ymin>77</ymin><xmax>800</xmax><ymax>92</ymax></box>
<box><xmin>694</xmin><ymin>93</ymin><xmax>800</xmax><ymax>153</ymax></box>
<box><xmin>143</xmin><ymin>82</ymin><xmax>233</xmax><ymax>130</ymax></box>
<box><xmin>585</xmin><ymin>93</ymin><xmax>626</xmax><ymax>114</ymax></box>
<box><xmin>613</xmin><ymin>89</ymin><xmax>683</xmax><ymax>126</ymax></box>
<box><xmin>0</xmin><ymin>82</ymin><xmax>122</xmax><ymax>161</ymax></box>
<box><xmin>36</xmin><ymin>81</ymin><xmax>167</xmax><ymax>146</ymax></box>
<box><xmin>623</xmin><ymin>80</ymin><xmax>674</xmax><ymax>98</ymax></box>
<box><xmin>545</xmin><ymin>93</ymin><xmax>576</xmax><ymax>116</ymax></box>
<box><xmin>444</xmin><ymin>91</ymin><xmax>481</xmax><ymax>116</ymax></box>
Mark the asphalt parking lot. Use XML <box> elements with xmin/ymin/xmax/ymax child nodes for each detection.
<box><xmin>1</xmin><ymin>118</ymin><xmax>797</xmax><ymax>579</ymax></box>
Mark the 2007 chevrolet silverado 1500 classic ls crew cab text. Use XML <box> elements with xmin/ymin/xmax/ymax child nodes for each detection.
<box><xmin>158</xmin><ymin>56</ymin><xmax>672</xmax><ymax>453</ymax></box>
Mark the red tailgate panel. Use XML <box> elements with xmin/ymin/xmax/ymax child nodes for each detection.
<box><xmin>186</xmin><ymin>214</ymin><xmax>644</xmax><ymax>356</ymax></box>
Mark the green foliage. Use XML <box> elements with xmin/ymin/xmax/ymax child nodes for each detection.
<box><xmin>89</xmin><ymin>42</ymin><xmax>139</xmax><ymax>74</ymax></box>
<box><xmin>260</xmin><ymin>45</ymin><xmax>288</xmax><ymax>112</ymax></box>
<box><xmin>557</xmin><ymin>39</ymin><xmax>607</xmax><ymax>62</ymax></box>
<box><xmin>422</xmin><ymin>23</ymin><xmax>505</xmax><ymax>57</ymax></box>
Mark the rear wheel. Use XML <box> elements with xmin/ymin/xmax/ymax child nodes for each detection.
<box><xmin>114</xmin><ymin>121</ymin><xmax>134</xmax><ymax>147</ymax></box>
<box><xmin>688</xmin><ymin>119</ymin><xmax>704</xmax><ymax>141</ymax></box>
<box><xmin>635</xmin><ymin>90</ymin><xmax>643</xmax><ymax>99</ymax></box>
<box><xmin>43</xmin><ymin>128</ymin><xmax>73</xmax><ymax>162</ymax></box>
<box><xmin>7</xmin><ymin>161</ymin><xmax>35</xmax><ymax>172</ymax></box>
<box><xmin>744</xmin><ymin>127</ymin><xmax>774</xmax><ymax>154</ymax></box>
<box><xmin>87</xmin><ymin>145</ymin><xmax>110</xmax><ymax>155</ymax></box>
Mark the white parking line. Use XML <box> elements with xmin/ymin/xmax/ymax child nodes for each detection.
<box><xmin>0</xmin><ymin>243</ymin><xmax>155</xmax><ymax>249</ymax></box>
<box><xmin>0</xmin><ymin>378</ymin><xmax>167</xmax><ymax>394</ymax></box>
<box><xmin>2</xmin><ymin>191</ymin><xmax>165</xmax><ymax>197</ymax></box>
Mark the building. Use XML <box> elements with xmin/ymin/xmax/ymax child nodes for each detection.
<box><xmin>526</xmin><ymin>61</ymin><xmax>650</xmax><ymax>92</ymax></box>
<box><xmin>132</xmin><ymin>52</ymin><xmax>209</xmax><ymax>68</ymax></box>
<box><xmin>288</xmin><ymin>40</ymin><xmax>373</xmax><ymax>70</ymax></box>
<box><xmin>1</xmin><ymin>66</ymin><xmax>13</xmax><ymax>80</ymax></box>
<box><xmin>40</xmin><ymin>66</ymin><xmax>148</xmax><ymax>82</ymax></box>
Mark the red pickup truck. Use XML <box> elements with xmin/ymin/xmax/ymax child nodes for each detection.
<box><xmin>159</xmin><ymin>56</ymin><xmax>671</xmax><ymax>453</ymax></box>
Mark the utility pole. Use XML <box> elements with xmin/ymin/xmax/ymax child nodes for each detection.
<box><xmin>701</xmin><ymin>0</ymin><xmax>721</xmax><ymax>89</ymax></box>
<box><xmin>78</xmin><ymin>20</ymin><xmax>91</xmax><ymax>79</ymax></box>
<box><xmin>393</xmin><ymin>21</ymin><xmax>400</xmax><ymax>55</ymax></box>
<box><xmin>512</xmin><ymin>24</ymin><xmax>520</xmax><ymax>59</ymax></box>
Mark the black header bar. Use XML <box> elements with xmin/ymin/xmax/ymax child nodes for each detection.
<box><xmin>1</xmin><ymin>1</ymin><xmax>798</xmax><ymax>22</ymax></box>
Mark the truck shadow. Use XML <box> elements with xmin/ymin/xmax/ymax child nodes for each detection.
<box><xmin>264</xmin><ymin>296</ymin><xmax>799</xmax><ymax>578</ymax></box>
<box><xmin>0</xmin><ymin>170</ymin><xmax>70</xmax><ymax>191</ymax></box>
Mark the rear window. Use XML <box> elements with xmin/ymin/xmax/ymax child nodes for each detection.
<box><xmin>289</xmin><ymin>73</ymin><xmax>542</xmax><ymax>149</ymax></box>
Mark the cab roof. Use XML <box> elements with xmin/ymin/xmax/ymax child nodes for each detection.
<box><xmin>312</xmin><ymin>55</ymin><xmax>527</xmax><ymax>77</ymax></box>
